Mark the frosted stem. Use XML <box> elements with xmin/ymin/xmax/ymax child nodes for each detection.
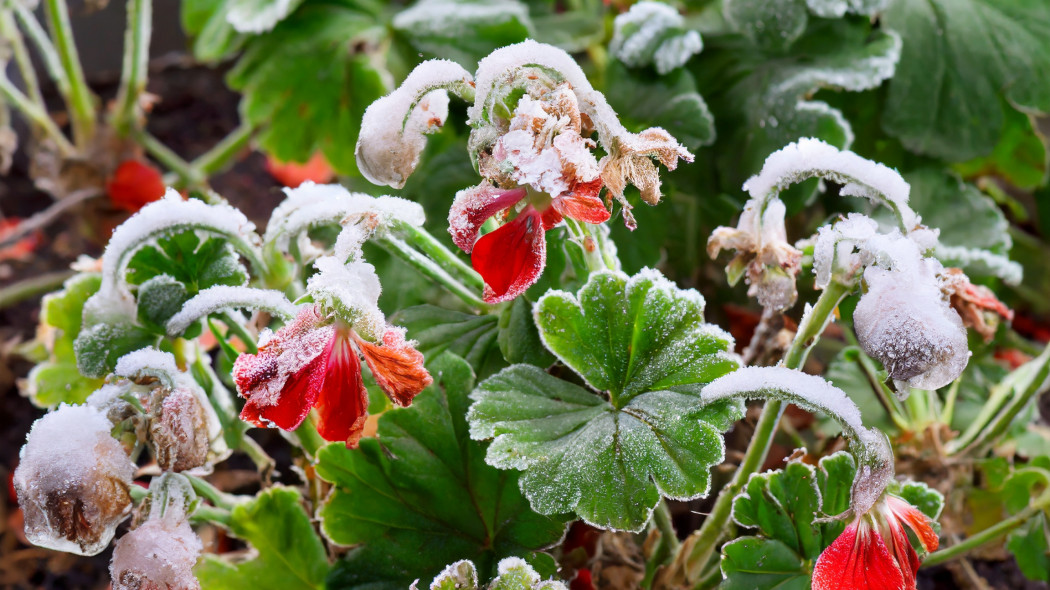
<box><xmin>42</xmin><ymin>0</ymin><xmax>95</xmax><ymax>147</ymax></box>
<box><xmin>165</xmin><ymin>286</ymin><xmax>296</xmax><ymax>337</ymax></box>
<box><xmin>378</xmin><ymin>236</ymin><xmax>491</xmax><ymax>310</ymax></box>
<box><xmin>111</xmin><ymin>0</ymin><xmax>151</xmax><ymax>136</ymax></box>
<box><xmin>393</xmin><ymin>221</ymin><xmax>485</xmax><ymax>292</ymax></box>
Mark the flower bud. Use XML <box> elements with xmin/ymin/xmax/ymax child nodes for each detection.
<box><xmin>149</xmin><ymin>388</ymin><xmax>210</xmax><ymax>473</ymax></box>
<box><xmin>110</xmin><ymin>498</ymin><xmax>202</xmax><ymax>590</ymax></box>
<box><xmin>14</xmin><ymin>404</ymin><xmax>136</xmax><ymax>555</ymax></box>
<box><xmin>853</xmin><ymin>265</ymin><xmax>969</xmax><ymax>391</ymax></box>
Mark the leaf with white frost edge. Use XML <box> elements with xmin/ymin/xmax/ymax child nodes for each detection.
<box><xmin>393</xmin><ymin>0</ymin><xmax>533</xmax><ymax>68</ymax></box>
<box><xmin>609</xmin><ymin>1</ymin><xmax>703</xmax><ymax>75</ymax></box>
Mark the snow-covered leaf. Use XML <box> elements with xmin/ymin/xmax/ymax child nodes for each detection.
<box><xmin>394</xmin><ymin>0</ymin><xmax>532</xmax><ymax>68</ymax></box>
<box><xmin>318</xmin><ymin>353</ymin><xmax>564</xmax><ymax>589</ymax></box>
<box><xmin>609</xmin><ymin>1</ymin><xmax>702</xmax><ymax>74</ymax></box>
<box><xmin>605</xmin><ymin>61</ymin><xmax>714</xmax><ymax>151</ymax></box>
<box><xmin>468</xmin><ymin>365</ymin><xmax>741</xmax><ymax>531</ymax></box>
<box><xmin>226</xmin><ymin>0</ymin><xmax>304</xmax><ymax>33</ymax></box>
<box><xmin>881</xmin><ymin>0</ymin><xmax>1050</xmax><ymax>161</ymax></box>
<box><xmin>195</xmin><ymin>487</ymin><xmax>328</xmax><ymax>590</ymax></box>
<box><xmin>533</xmin><ymin>269</ymin><xmax>738</xmax><ymax>402</ymax></box>
<box><xmin>422</xmin><ymin>557</ymin><xmax>568</xmax><ymax>590</ymax></box>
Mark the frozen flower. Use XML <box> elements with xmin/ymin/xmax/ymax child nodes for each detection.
<box><xmin>149</xmin><ymin>387</ymin><xmax>211</xmax><ymax>473</ymax></box>
<box><xmin>707</xmin><ymin>198</ymin><xmax>802</xmax><ymax>312</ymax></box>
<box><xmin>110</xmin><ymin>482</ymin><xmax>202</xmax><ymax>590</ymax></box>
<box><xmin>812</xmin><ymin>494</ymin><xmax>938</xmax><ymax>590</ymax></box>
<box><xmin>233</xmin><ymin>305</ymin><xmax>432</xmax><ymax>447</ymax></box>
<box><xmin>941</xmin><ymin>267</ymin><xmax>1014</xmax><ymax>342</ymax></box>
<box><xmin>600</xmin><ymin>127</ymin><xmax>693</xmax><ymax>210</ymax></box>
<box><xmin>853</xmin><ymin>264</ymin><xmax>969</xmax><ymax>391</ymax></box>
<box><xmin>14</xmin><ymin>404</ymin><xmax>136</xmax><ymax>556</ymax></box>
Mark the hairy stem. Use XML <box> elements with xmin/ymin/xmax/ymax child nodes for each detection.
<box><xmin>13</xmin><ymin>6</ymin><xmax>71</xmax><ymax>100</ymax></box>
<box><xmin>394</xmin><ymin>221</ymin><xmax>485</xmax><ymax>292</ymax></box>
<box><xmin>0</xmin><ymin>76</ymin><xmax>76</xmax><ymax>155</ymax></box>
<box><xmin>42</xmin><ymin>0</ymin><xmax>96</xmax><ymax>146</ymax></box>
<box><xmin>677</xmin><ymin>280</ymin><xmax>851</xmax><ymax>584</ymax></box>
<box><xmin>378</xmin><ymin>236</ymin><xmax>492</xmax><ymax>310</ymax></box>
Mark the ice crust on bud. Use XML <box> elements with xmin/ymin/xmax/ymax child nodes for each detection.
<box><xmin>356</xmin><ymin>60</ymin><xmax>473</xmax><ymax>188</ymax></box>
<box><xmin>609</xmin><ymin>1</ymin><xmax>702</xmax><ymax>74</ymax></box>
<box><xmin>110</xmin><ymin>483</ymin><xmax>202</xmax><ymax>590</ymax></box>
<box><xmin>14</xmin><ymin>404</ymin><xmax>135</xmax><ymax>556</ymax></box>
<box><xmin>854</xmin><ymin>264</ymin><xmax>969</xmax><ymax>391</ymax></box>
<box><xmin>165</xmin><ymin>286</ymin><xmax>297</xmax><ymax>337</ymax></box>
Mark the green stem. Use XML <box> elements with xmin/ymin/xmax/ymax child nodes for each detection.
<box><xmin>112</xmin><ymin>0</ymin><xmax>152</xmax><ymax>136</ymax></box>
<box><xmin>654</xmin><ymin>500</ymin><xmax>681</xmax><ymax>553</ymax></box>
<box><xmin>564</xmin><ymin>218</ymin><xmax>606</xmax><ymax>274</ymax></box>
<box><xmin>238</xmin><ymin>434</ymin><xmax>276</xmax><ymax>477</ymax></box>
<box><xmin>379</xmin><ymin>236</ymin><xmax>492</xmax><ymax>310</ymax></box>
<box><xmin>191</xmin><ymin>121</ymin><xmax>254</xmax><ymax>178</ymax></box>
<box><xmin>128</xmin><ymin>484</ymin><xmax>148</xmax><ymax>503</ymax></box>
<box><xmin>643</xmin><ymin>500</ymin><xmax>680</xmax><ymax>589</ymax></box>
<box><xmin>1</xmin><ymin>13</ymin><xmax>45</xmax><ymax>109</ymax></box>
<box><xmin>394</xmin><ymin>221</ymin><xmax>485</xmax><ymax>292</ymax></box>
<box><xmin>294</xmin><ymin>418</ymin><xmax>325</xmax><ymax>457</ymax></box>
<box><xmin>923</xmin><ymin>502</ymin><xmax>1046</xmax><ymax>567</ymax></box>
<box><xmin>136</xmin><ymin>130</ymin><xmax>199</xmax><ymax>184</ymax></box>
<box><xmin>13</xmin><ymin>6</ymin><xmax>71</xmax><ymax>101</ymax></box>
<box><xmin>185</xmin><ymin>474</ymin><xmax>243</xmax><ymax>511</ymax></box>
<box><xmin>190</xmin><ymin>504</ymin><xmax>232</xmax><ymax>526</ymax></box>
<box><xmin>42</xmin><ymin>0</ymin><xmax>96</xmax><ymax>146</ymax></box>
<box><xmin>855</xmin><ymin>349</ymin><xmax>909</xmax><ymax>432</ymax></box>
<box><xmin>0</xmin><ymin>76</ymin><xmax>76</xmax><ymax>155</ymax></box>
<box><xmin>940</xmin><ymin>378</ymin><xmax>962</xmax><ymax>427</ymax></box>
<box><xmin>678</xmin><ymin>280</ymin><xmax>851</xmax><ymax>583</ymax></box>
<box><xmin>219</xmin><ymin>311</ymin><xmax>259</xmax><ymax>355</ymax></box>
<box><xmin>0</xmin><ymin>270</ymin><xmax>74</xmax><ymax>309</ymax></box>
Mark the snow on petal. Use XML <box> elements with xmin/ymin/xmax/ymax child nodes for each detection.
<box><xmin>166</xmin><ymin>286</ymin><xmax>297</xmax><ymax>337</ymax></box>
<box><xmin>743</xmin><ymin>138</ymin><xmax>918</xmax><ymax>229</ymax></box>
<box><xmin>447</xmin><ymin>183</ymin><xmax>528</xmax><ymax>252</ymax></box>
<box><xmin>354</xmin><ymin>327</ymin><xmax>433</xmax><ymax>407</ymax></box>
<box><xmin>14</xmin><ymin>404</ymin><xmax>135</xmax><ymax>556</ymax></box>
<box><xmin>471</xmin><ymin>205</ymin><xmax>547</xmax><ymax>303</ymax></box>
<box><xmin>307</xmin><ymin>257</ymin><xmax>385</xmax><ymax>339</ymax></box>
<box><xmin>357</xmin><ymin>60</ymin><xmax>474</xmax><ymax>188</ymax></box>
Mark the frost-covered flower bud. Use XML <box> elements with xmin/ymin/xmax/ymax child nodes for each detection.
<box><xmin>14</xmin><ymin>404</ymin><xmax>136</xmax><ymax>555</ymax></box>
<box><xmin>149</xmin><ymin>388</ymin><xmax>210</xmax><ymax>473</ymax></box>
<box><xmin>853</xmin><ymin>264</ymin><xmax>969</xmax><ymax>391</ymax></box>
<box><xmin>110</xmin><ymin>495</ymin><xmax>202</xmax><ymax>590</ymax></box>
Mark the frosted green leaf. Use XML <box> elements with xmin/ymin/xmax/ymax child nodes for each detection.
<box><xmin>225</xmin><ymin>0</ymin><xmax>303</xmax><ymax>33</ymax></box>
<box><xmin>882</xmin><ymin>0</ymin><xmax>1050</xmax><ymax>161</ymax></box>
<box><xmin>421</xmin><ymin>557</ymin><xmax>568</xmax><ymax>590</ymax></box>
<box><xmin>393</xmin><ymin>0</ymin><xmax>533</xmax><ymax>68</ymax></box>
<box><xmin>391</xmin><ymin>304</ymin><xmax>505</xmax><ymax>378</ymax></box>
<box><xmin>533</xmin><ymin>269</ymin><xmax>739</xmax><ymax>403</ymax></box>
<box><xmin>605</xmin><ymin>62</ymin><xmax>715</xmax><ymax>151</ymax></box>
<box><xmin>732</xmin><ymin>461</ymin><xmax>823</xmax><ymax>560</ymax></box>
<box><xmin>469</xmin><ymin>365</ymin><xmax>741</xmax><ymax>531</ymax></box>
<box><xmin>724</xmin><ymin>0</ymin><xmax>808</xmax><ymax>53</ymax></box>
<box><xmin>609</xmin><ymin>1</ymin><xmax>702</xmax><ymax>74</ymax></box>
<box><xmin>805</xmin><ymin>0</ymin><xmax>887</xmax><ymax>18</ymax></box>
<box><xmin>720</xmin><ymin>537</ymin><xmax>810</xmax><ymax>590</ymax></box>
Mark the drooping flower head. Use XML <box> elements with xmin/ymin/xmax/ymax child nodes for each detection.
<box><xmin>358</xmin><ymin>41</ymin><xmax>692</xmax><ymax>303</ymax></box>
<box><xmin>14</xmin><ymin>404</ymin><xmax>136</xmax><ymax>556</ymax></box>
<box><xmin>232</xmin><ymin>257</ymin><xmax>432</xmax><ymax>447</ymax></box>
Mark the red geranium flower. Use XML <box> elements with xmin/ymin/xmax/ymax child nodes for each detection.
<box><xmin>448</xmin><ymin>181</ymin><xmax>608</xmax><ymax>303</ymax></box>
<box><xmin>232</xmin><ymin>305</ymin><xmax>432</xmax><ymax>447</ymax></box>
<box><xmin>812</xmin><ymin>495</ymin><xmax>939</xmax><ymax>590</ymax></box>
<box><xmin>265</xmin><ymin>152</ymin><xmax>335</xmax><ymax>188</ymax></box>
<box><xmin>108</xmin><ymin>160</ymin><xmax>166</xmax><ymax>212</ymax></box>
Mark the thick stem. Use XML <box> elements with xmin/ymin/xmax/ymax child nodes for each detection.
<box><xmin>642</xmin><ymin>500</ymin><xmax>680</xmax><ymax>589</ymax></box>
<box><xmin>923</xmin><ymin>503</ymin><xmax>1045</xmax><ymax>567</ymax></box>
<box><xmin>677</xmin><ymin>281</ymin><xmax>851</xmax><ymax>584</ymax></box>
<box><xmin>42</xmin><ymin>0</ymin><xmax>96</xmax><ymax>146</ymax></box>
<box><xmin>185</xmin><ymin>474</ymin><xmax>244</xmax><ymax>511</ymax></box>
<box><xmin>189</xmin><ymin>504</ymin><xmax>232</xmax><ymax>526</ymax></box>
<box><xmin>191</xmin><ymin>122</ymin><xmax>254</xmax><ymax>178</ymax></box>
<box><xmin>0</xmin><ymin>76</ymin><xmax>76</xmax><ymax>155</ymax></box>
<box><xmin>112</xmin><ymin>0</ymin><xmax>152</xmax><ymax>136</ymax></box>
<box><xmin>294</xmin><ymin>418</ymin><xmax>325</xmax><ymax>458</ymax></box>
<box><xmin>378</xmin><ymin>236</ymin><xmax>492</xmax><ymax>310</ymax></box>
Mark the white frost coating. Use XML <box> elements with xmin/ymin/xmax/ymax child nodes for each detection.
<box><xmin>114</xmin><ymin>347</ymin><xmax>181</xmax><ymax>387</ymax></box>
<box><xmin>744</xmin><ymin>138</ymin><xmax>917</xmax><ymax>230</ymax></box>
<box><xmin>307</xmin><ymin>257</ymin><xmax>385</xmax><ymax>338</ymax></box>
<box><xmin>14</xmin><ymin>404</ymin><xmax>134</xmax><ymax>556</ymax></box>
<box><xmin>773</xmin><ymin>30</ymin><xmax>900</xmax><ymax>94</ymax></box>
<box><xmin>109</xmin><ymin>489</ymin><xmax>202</xmax><ymax>590</ymax></box>
<box><xmin>854</xmin><ymin>264</ymin><xmax>970</xmax><ymax>391</ymax></box>
<box><xmin>226</xmin><ymin>0</ymin><xmax>295</xmax><ymax>33</ymax></box>
<box><xmin>356</xmin><ymin>60</ymin><xmax>473</xmax><ymax>188</ymax></box>
<box><xmin>265</xmin><ymin>182</ymin><xmax>425</xmax><ymax>253</ymax></box>
<box><xmin>165</xmin><ymin>286</ymin><xmax>297</xmax><ymax>336</ymax></box>
<box><xmin>418</xmin><ymin>559</ymin><xmax>477</xmax><ymax>590</ymax></box>
<box><xmin>609</xmin><ymin>2</ymin><xmax>702</xmax><ymax>75</ymax></box>
<box><xmin>87</xmin><ymin>190</ymin><xmax>259</xmax><ymax>323</ymax></box>
<box><xmin>935</xmin><ymin>244</ymin><xmax>1023</xmax><ymax>286</ymax></box>
<box><xmin>394</xmin><ymin>0</ymin><xmax>533</xmax><ymax>39</ymax></box>
<box><xmin>806</xmin><ymin>0</ymin><xmax>889</xmax><ymax>17</ymax></box>
<box><xmin>812</xmin><ymin>213</ymin><xmax>878</xmax><ymax>288</ymax></box>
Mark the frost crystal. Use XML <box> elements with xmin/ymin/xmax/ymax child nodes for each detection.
<box><xmin>226</xmin><ymin>0</ymin><xmax>296</xmax><ymax>33</ymax></box>
<box><xmin>356</xmin><ymin>60</ymin><xmax>474</xmax><ymax>188</ymax></box>
<box><xmin>165</xmin><ymin>286</ymin><xmax>297</xmax><ymax>337</ymax></box>
<box><xmin>14</xmin><ymin>404</ymin><xmax>135</xmax><ymax>556</ymax></box>
<box><xmin>854</xmin><ymin>264</ymin><xmax>969</xmax><ymax>391</ymax></box>
<box><xmin>743</xmin><ymin>138</ymin><xmax>917</xmax><ymax>230</ymax></box>
<box><xmin>307</xmin><ymin>257</ymin><xmax>385</xmax><ymax>339</ymax></box>
<box><xmin>110</xmin><ymin>482</ymin><xmax>202</xmax><ymax>590</ymax></box>
<box><xmin>610</xmin><ymin>1</ymin><xmax>702</xmax><ymax>74</ymax></box>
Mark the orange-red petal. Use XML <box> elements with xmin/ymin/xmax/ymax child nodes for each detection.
<box><xmin>472</xmin><ymin>205</ymin><xmax>546</xmax><ymax>303</ymax></box>
<box><xmin>552</xmin><ymin>178</ymin><xmax>610</xmax><ymax>225</ymax></box>
<box><xmin>886</xmin><ymin>496</ymin><xmax>939</xmax><ymax>552</ymax></box>
<box><xmin>313</xmin><ymin>332</ymin><xmax>370</xmax><ymax>447</ymax></box>
<box><xmin>108</xmin><ymin>160</ymin><xmax>166</xmax><ymax>212</ymax></box>
<box><xmin>812</xmin><ymin>521</ymin><xmax>906</xmax><ymax>590</ymax></box>
<box><xmin>265</xmin><ymin>152</ymin><xmax>335</xmax><ymax>188</ymax></box>
<box><xmin>239</xmin><ymin>349</ymin><xmax>324</xmax><ymax>432</ymax></box>
<box><xmin>353</xmin><ymin>329</ymin><xmax>432</xmax><ymax>407</ymax></box>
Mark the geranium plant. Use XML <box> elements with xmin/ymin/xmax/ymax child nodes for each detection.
<box><xmin>4</xmin><ymin>1</ymin><xmax>1050</xmax><ymax>589</ymax></box>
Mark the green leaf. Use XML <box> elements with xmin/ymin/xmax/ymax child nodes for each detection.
<box><xmin>318</xmin><ymin>353</ymin><xmax>564</xmax><ymax>589</ymax></box>
<box><xmin>498</xmin><ymin>298</ymin><xmax>555</xmax><ymax>368</ymax></box>
<box><xmin>228</xmin><ymin>0</ymin><xmax>390</xmax><ymax>174</ymax></box>
<box><xmin>1008</xmin><ymin>512</ymin><xmax>1050</xmax><ymax>582</ymax></box>
<box><xmin>897</xmin><ymin>481</ymin><xmax>945</xmax><ymax>522</ymax></box>
<box><xmin>882</xmin><ymin>0</ymin><xmax>1050</xmax><ymax>161</ymax></box>
<box><xmin>533</xmin><ymin>270</ymin><xmax>738</xmax><ymax>404</ymax></box>
<box><xmin>425</xmin><ymin>558</ymin><xmax>568</xmax><ymax>590</ymax></box>
<box><xmin>468</xmin><ymin>365</ymin><xmax>741</xmax><ymax>531</ymax></box>
<box><xmin>724</xmin><ymin>0</ymin><xmax>808</xmax><ymax>53</ymax></box>
<box><xmin>719</xmin><ymin>537</ymin><xmax>810</xmax><ymax>590</ymax></box>
<box><xmin>195</xmin><ymin>487</ymin><xmax>329</xmax><ymax>590</ymax></box>
<box><xmin>815</xmin><ymin>452</ymin><xmax>857</xmax><ymax>546</ymax></box>
<box><xmin>954</xmin><ymin>106</ymin><xmax>1048</xmax><ymax>190</ymax></box>
<box><xmin>393</xmin><ymin>0</ymin><xmax>532</xmax><ymax>68</ymax></box>
<box><xmin>732</xmin><ymin>460</ymin><xmax>822</xmax><ymax>560</ymax></box>
<box><xmin>74</xmin><ymin>320</ymin><xmax>159</xmax><ymax>379</ymax></box>
<box><xmin>604</xmin><ymin>61</ymin><xmax>715</xmax><ymax>152</ymax></box>
<box><xmin>126</xmin><ymin>230</ymin><xmax>248</xmax><ymax>293</ymax></box>
<box><xmin>180</xmin><ymin>0</ymin><xmax>244</xmax><ymax>61</ymax></box>
<box><xmin>609</xmin><ymin>1</ymin><xmax>702</xmax><ymax>74</ymax></box>
<box><xmin>24</xmin><ymin>274</ymin><xmax>104</xmax><ymax>406</ymax></box>
<box><xmin>136</xmin><ymin>275</ymin><xmax>190</xmax><ymax>332</ymax></box>
<box><xmin>391</xmin><ymin>305</ymin><xmax>505</xmax><ymax>379</ymax></box>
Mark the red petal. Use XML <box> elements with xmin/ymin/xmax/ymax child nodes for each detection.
<box><xmin>353</xmin><ymin>328</ymin><xmax>433</xmax><ymax>407</ymax></box>
<box><xmin>887</xmin><ymin>518</ymin><xmax>921</xmax><ymax>589</ymax></box>
<box><xmin>313</xmin><ymin>331</ymin><xmax>370</xmax><ymax>447</ymax></box>
<box><xmin>540</xmin><ymin>207</ymin><xmax>563</xmax><ymax>230</ymax></box>
<box><xmin>0</xmin><ymin>218</ymin><xmax>42</xmax><ymax>262</ymax></box>
<box><xmin>448</xmin><ymin>184</ymin><xmax>527</xmax><ymax>252</ymax></box>
<box><xmin>812</xmin><ymin>521</ymin><xmax>906</xmax><ymax>590</ymax></box>
<box><xmin>265</xmin><ymin>152</ymin><xmax>335</xmax><ymax>188</ymax></box>
<box><xmin>472</xmin><ymin>205</ymin><xmax>546</xmax><ymax>303</ymax></box>
<box><xmin>239</xmin><ymin>349</ymin><xmax>324</xmax><ymax>431</ymax></box>
<box><xmin>108</xmin><ymin>160</ymin><xmax>166</xmax><ymax>212</ymax></box>
<box><xmin>552</xmin><ymin>178</ymin><xmax>610</xmax><ymax>225</ymax></box>
<box><xmin>886</xmin><ymin>496</ymin><xmax>940</xmax><ymax>552</ymax></box>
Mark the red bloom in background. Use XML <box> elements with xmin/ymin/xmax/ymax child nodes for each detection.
<box><xmin>448</xmin><ymin>181</ymin><xmax>608</xmax><ymax>303</ymax></box>
<box><xmin>265</xmin><ymin>152</ymin><xmax>335</xmax><ymax>188</ymax></box>
<box><xmin>108</xmin><ymin>160</ymin><xmax>166</xmax><ymax>212</ymax></box>
<box><xmin>812</xmin><ymin>495</ymin><xmax>938</xmax><ymax>590</ymax></box>
<box><xmin>0</xmin><ymin>217</ymin><xmax>43</xmax><ymax>262</ymax></box>
<box><xmin>232</xmin><ymin>306</ymin><xmax>432</xmax><ymax>447</ymax></box>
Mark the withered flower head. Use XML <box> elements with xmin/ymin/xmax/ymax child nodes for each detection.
<box><xmin>149</xmin><ymin>387</ymin><xmax>210</xmax><ymax>473</ymax></box>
